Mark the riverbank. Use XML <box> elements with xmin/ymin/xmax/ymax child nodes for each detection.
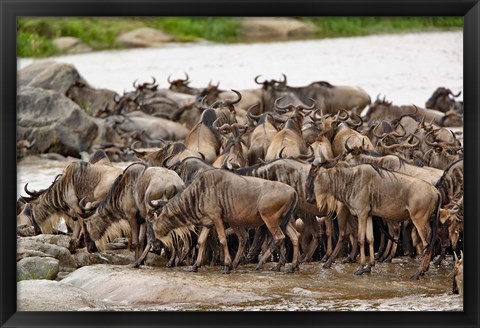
<box><xmin>18</xmin><ymin>17</ymin><xmax>462</xmax><ymax>58</ymax></box>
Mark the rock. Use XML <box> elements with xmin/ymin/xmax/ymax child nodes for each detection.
<box><xmin>117</xmin><ymin>28</ymin><xmax>174</xmax><ymax>48</ymax></box>
<box><xmin>106</xmin><ymin>242</ymin><xmax>128</xmax><ymax>250</ymax></box>
<box><xmin>72</xmin><ymin>250</ymin><xmax>111</xmax><ymax>268</ymax></box>
<box><xmin>17</xmin><ymin>225</ymin><xmax>36</xmax><ymax>237</ymax></box>
<box><xmin>23</xmin><ymin>234</ymin><xmax>76</xmax><ymax>251</ymax></box>
<box><xmin>53</xmin><ymin>37</ymin><xmax>92</xmax><ymax>54</ymax></box>
<box><xmin>18</xmin><ymin>62</ymin><xmax>119</xmax><ymax>117</ymax></box>
<box><xmin>144</xmin><ymin>252</ymin><xmax>168</xmax><ymax>267</ymax></box>
<box><xmin>17</xmin><ymin>237</ymin><xmax>77</xmax><ymax>271</ymax></box>
<box><xmin>17</xmin><ymin>280</ymin><xmax>104</xmax><ymax>311</ymax></box>
<box><xmin>241</xmin><ymin>17</ymin><xmax>317</xmax><ymax>40</ymax></box>
<box><xmin>61</xmin><ymin>265</ymin><xmax>264</xmax><ymax>306</ymax></box>
<box><xmin>18</xmin><ymin>62</ymin><xmax>86</xmax><ymax>94</ymax></box>
<box><xmin>17</xmin><ymin>87</ymin><xmax>99</xmax><ymax>157</ymax></box>
<box><xmin>17</xmin><ymin>257</ymin><xmax>60</xmax><ymax>281</ymax></box>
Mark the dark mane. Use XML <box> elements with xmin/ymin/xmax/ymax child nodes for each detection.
<box><xmin>89</xmin><ymin>149</ymin><xmax>109</xmax><ymax>164</ymax></box>
<box><xmin>313</xmin><ymin>81</ymin><xmax>334</xmax><ymax>88</ymax></box>
<box><xmin>199</xmin><ymin>109</ymin><xmax>222</xmax><ymax>142</ymax></box>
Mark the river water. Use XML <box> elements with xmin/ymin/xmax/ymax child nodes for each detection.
<box><xmin>17</xmin><ymin>31</ymin><xmax>463</xmax><ymax>311</ymax></box>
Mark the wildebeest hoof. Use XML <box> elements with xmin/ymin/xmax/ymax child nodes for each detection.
<box><xmin>342</xmin><ymin>257</ymin><xmax>353</xmax><ymax>264</ymax></box>
<box><xmin>255</xmin><ymin>263</ymin><xmax>264</xmax><ymax>270</ymax></box>
<box><xmin>322</xmin><ymin>262</ymin><xmax>332</xmax><ymax>269</ymax></box>
<box><xmin>188</xmin><ymin>266</ymin><xmax>198</xmax><ymax>272</ymax></box>
<box><xmin>271</xmin><ymin>264</ymin><xmax>282</xmax><ymax>272</ymax></box>
<box><xmin>410</xmin><ymin>271</ymin><xmax>423</xmax><ymax>280</ymax></box>
<box><xmin>166</xmin><ymin>260</ymin><xmax>175</xmax><ymax>268</ymax></box>
<box><xmin>285</xmin><ymin>264</ymin><xmax>295</xmax><ymax>273</ymax></box>
<box><xmin>221</xmin><ymin>266</ymin><xmax>231</xmax><ymax>274</ymax></box>
<box><xmin>354</xmin><ymin>265</ymin><xmax>371</xmax><ymax>275</ymax></box>
<box><xmin>132</xmin><ymin>261</ymin><xmax>141</xmax><ymax>268</ymax></box>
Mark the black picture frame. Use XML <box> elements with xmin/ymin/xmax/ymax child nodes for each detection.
<box><xmin>2</xmin><ymin>1</ymin><xmax>479</xmax><ymax>327</ymax></box>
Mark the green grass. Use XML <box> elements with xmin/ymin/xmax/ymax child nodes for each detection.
<box><xmin>17</xmin><ymin>17</ymin><xmax>462</xmax><ymax>58</ymax></box>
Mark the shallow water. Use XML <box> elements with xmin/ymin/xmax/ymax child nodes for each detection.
<box><xmin>17</xmin><ymin>31</ymin><xmax>463</xmax><ymax>311</ymax></box>
<box><xmin>88</xmin><ymin>259</ymin><xmax>462</xmax><ymax>311</ymax></box>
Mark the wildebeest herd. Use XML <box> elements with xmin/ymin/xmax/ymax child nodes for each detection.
<box><xmin>17</xmin><ymin>74</ymin><xmax>464</xmax><ymax>294</ymax></box>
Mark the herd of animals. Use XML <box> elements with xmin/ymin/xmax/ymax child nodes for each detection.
<box><xmin>17</xmin><ymin>74</ymin><xmax>464</xmax><ymax>295</ymax></box>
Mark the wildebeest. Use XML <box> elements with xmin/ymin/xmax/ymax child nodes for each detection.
<box><xmin>80</xmin><ymin>162</ymin><xmax>185</xmax><ymax>259</ymax></box>
<box><xmin>306</xmin><ymin>157</ymin><xmax>441</xmax><ymax>279</ymax></box>
<box><xmin>142</xmin><ymin>169</ymin><xmax>300</xmax><ymax>274</ymax></box>
<box><xmin>425</xmin><ymin>87</ymin><xmax>463</xmax><ymax>114</ymax></box>
<box><xmin>183</xmin><ymin>109</ymin><xmax>222</xmax><ymax>164</ymax></box>
<box><xmin>17</xmin><ymin>150</ymin><xmax>123</xmax><ymax>251</ymax></box>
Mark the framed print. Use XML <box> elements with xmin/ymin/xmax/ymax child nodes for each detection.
<box><xmin>1</xmin><ymin>0</ymin><xmax>479</xmax><ymax>327</ymax></box>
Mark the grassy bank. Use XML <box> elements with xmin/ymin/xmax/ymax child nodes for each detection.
<box><xmin>18</xmin><ymin>17</ymin><xmax>462</xmax><ymax>58</ymax></box>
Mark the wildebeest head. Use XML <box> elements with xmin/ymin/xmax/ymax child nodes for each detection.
<box><xmin>425</xmin><ymin>87</ymin><xmax>461</xmax><ymax>113</ymax></box>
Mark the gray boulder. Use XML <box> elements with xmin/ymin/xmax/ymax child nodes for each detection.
<box><xmin>17</xmin><ymin>87</ymin><xmax>99</xmax><ymax>157</ymax></box>
<box><xmin>17</xmin><ymin>280</ymin><xmax>104</xmax><ymax>311</ymax></box>
<box><xmin>18</xmin><ymin>62</ymin><xmax>118</xmax><ymax>117</ymax></box>
<box><xmin>241</xmin><ymin>17</ymin><xmax>317</xmax><ymax>40</ymax></box>
<box><xmin>53</xmin><ymin>37</ymin><xmax>92</xmax><ymax>54</ymax></box>
<box><xmin>117</xmin><ymin>28</ymin><xmax>174</xmax><ymax>48</ymax></box>
<box><xmin>17</xmin><ymin>237</ymin><xmax>77</xmax><ymax>271</ymax></box>
<box><xmin>17</xmin><ymin>257</ymin><xmax>60</xmax><ymax>281</ymax></box>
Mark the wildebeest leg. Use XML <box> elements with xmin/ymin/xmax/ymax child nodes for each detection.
<box><xmin>231</xmin><ymin>226</ymin><xmax>248</xmax><ymax>269</ymax></box>
<box><xmin>301</xmin><ymin>215</ymin><xmax>321</xmax><ymax>263</ymax></box>
<box><xmin>410</xmin><ymin>211</ymin><xmax>434</xmax><ymax>280</ymax></box>
<box><xmin>133</xmin><ymin>241</ymin><xmax>151</xmax><ymax>268</ymax></box>
<box><xmin>189</xmin><ymin>227</ymin><xmax>211</xmax><ymax>272</ymax></box>
<box><xmin>324</xmin><ymin>208</ymin><xmax>349</xmax><ymax>268</ymax></box>
<box><xmin>212</xmin><ymin>218</ymin><xmax>232</xmax><ymax>274</ymax></box>
<box><xmin>366</xmin><ymin>216</ymin><xmax>375</xmax><ymax>268</ymax></box>
<box><xmin>285</xmin><ymin>221</ymin><xmax>300</xmax><ymax>272</ymax></box>
<box><xmin>354</xmin><ymin>211</ymin><xmax>370</xmax><ymax>275</ymax></box>
<box><xmin>138</xmin><ymin>222</ymin><xmax>146</xmax><ymax>259</ymax></box>
<box><xmin>376</xmin><ymin>231</ymin><xmax>387</xmax><ymax>260</ymax></box>
<box><xmin>320</xmin><ymin>215</ymin><xmax>333</xmax><ymax>262</ymax></box>
<box><xmin>72</xmin><ymin>219</ymin><xmax>83</xmax><ymax>248</ymax></box>
<box><xmin>167</xmin><ymin>243</ymin><xmax>177</xmax><ymax>267</ymax></box>
<box><xmin>82</xmin><ymin>220</ymin><xmax>97</xmax><ymax>253</ymax></box>
<box><xmin>384</xmin><ymin>222</ymin><xmax>401</xmax><ymax>263</ymax></box>
<box><xmin>257</xmin><ymin>225</ymin><xmax>286</xmax><ymax>271</ymax></box>
<box><xmin>246</xmin><ymin>226</ymin><xmax>266</xmax><ymax>263</ymax></box>
<box><xmin>411</xmin><ymin>227</ymin><xmax>423</xmax><ymax>257</ymax></box>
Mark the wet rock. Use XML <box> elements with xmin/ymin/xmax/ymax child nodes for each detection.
<box><xmin>53</xmin><ymin>37</ymin><xmax>92</xmax><ymax>54</ymax></box>
<box><xmin>117</xmin><ymin>28</ymin><xmax>174</xmax><ymax>48</ymax></box>
<box><xmin>17</xmin><ymin>280</ymin><xmax>104</xmax><ymax>311</ymax></box>
<box><xmin>17</xmin><ymin>257</ymin><xmax>59</xmax><ymax>281</ymax></box>
<box><xmin>17</xmin><ymin>87</ymin><xmax>99</xmax><ymax>157</ymax></box>
<box><xmin>17</xmin><ymin>237</ymin><xmax>77</xmax><ymax>271</ymax></box>
<box><xmin>62</xmin><ymin>265</ymin><xmax>264</xmax><ymax>306</ymax></box>
<box><xmin>241</xmin><ymin>18</ymin><xmax>316</xmax><ymax>40</ymax></box>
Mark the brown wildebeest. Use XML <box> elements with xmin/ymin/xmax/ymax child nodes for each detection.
<box><xmin>452</xmin><ymin>250</ymin><xmax>464</xmax><ymax>295</ymax></box>
<box><xmin>140</xmin><ymin>169</ymin><xmax>300</xmax><ymax>274</ymax></box>
<box><xmin>80</xmin><ymin>162</ymin><xmax>185</xmax><ymax>260</ymax></box>
<box><xmin>17</xmin><ymin>150</ymin><xmax>123</xmax><ymax>251</ymax></box>
<box><xmin>306</xmin><ymin>157</ymin><xmax>442</xmax><ymax>279</ymax></box>
<box><xmin>425</xmin><ymin>87</ymin><xmax>462</xmax><ymax>113</ymax></box>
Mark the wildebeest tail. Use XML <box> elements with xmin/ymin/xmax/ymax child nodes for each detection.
<box><xmin>374</xmin><ymin>217</ymin><xmax>397</xmax><ymax>244</ymax></box>
<box><xmin>426</xmin><ymin>193</ymin><xmax>442</xmax><ymax>251</ymax></box>
<box><xmin>280</xmin><ymin>191</ymin><xmax>298</xmax><ymax>231</ymax></box>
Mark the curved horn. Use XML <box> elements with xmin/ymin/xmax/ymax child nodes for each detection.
<box><xmin>402</xmin><ymin>134</ymin><xmax>420</xmax><ymax>148</ymax></box>
<box><xmin>167</xmin><ymin>74</ymin><xmax>173</xmax><ymax>84</ymax></box>
<box><xmin>344</xmin><ymin>135</ymin><xmax>354</xmax><ymax>153</ymax></box>
<box><xmin>223</xmin><ymin>89</ymin><xmax>242</xmax><ymax>106</ymax></box>
<box><xmin>393</xmin><ymin>122</ymin><xmax>406</xmax><ymax>138</ymax></box>
<box><xmin>247</xmin><ymin>104</ymin><xmax>262</xmax><ymax>120</ymax></box>
<box><xmin>278</xmin><ymin>146</ymin><xmax>286</xmax><ymax>159</ymax></box>
<box><xmin>298</xmin><ymin>97</ymin><xmax>316</xmax><ymax>111</ymax></box>
<box><xmin>380</xmin><ymin>135</ymin><xmax>400</xmax><ymax>150</ymax></box>
<box><xmin>349</xmin><ymin>112</ymin><xmax>363</xmax><ymax>128</ymax></box>
<box><xmin>274</xmin><ymin>97</ymin><xmax>295</xmax><ymax>112</ymax></box>
<box><xmin>182</xmin><ymin>72</ymin><xmax>190</xmax><ymax>83</ymax></box>
<box><xmin>24</xmin><ymin>183</ymin><xmax>45</xmax><ymax>197</ymax></box>
<box><xmin>146</xmin><ymin>76</ymin><xmax>157</xmax><ymax>87</ymax></box>
<box><xmin>162</xmin><ymin>154</ymin><xmax>175</xmax><ymax>168</ymax></box>
<box><xmin>280</xmin><ymin>73</ymin><xmax>287</xmax><ymax>85</ymax></box>
<box><xmin>372</xmin><ymin>122</ymin><xmax>388</xmax><ymax>139</ymax></box>
<box><xmin>132</xmin><ymin>79</ymin><xmax>139</xmax><ymax>89</ymax></box>
<box><xmin>449</xmin><ymin>90</ymin><xmax>461</xmax><ymax>98</ymax></box>
<box><xmin>254</xmin><ymin>75</ymin><xmax>266</xmax><ymax>85</ymax></box>
<box><xmin>336</xmin><ymin>109</ymin><xmax>349</xmax><ymax>121</ymax></box>
<box><xmin>424</xmin><ymin>130</ymin><xmax>438</xmax><ymax>147</ymax></box>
